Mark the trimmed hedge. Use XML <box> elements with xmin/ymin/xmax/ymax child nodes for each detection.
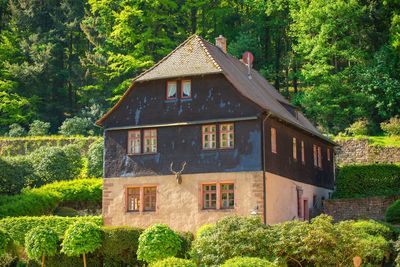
<box><xmin>0</xmin><ymin>216</ymin><xmax>102</xmax><ymax>245</ymax></box>
<box><xmin>0</xmin><ymin>156</ymin><xmax>37</xmax><ymax>195</ymax></box>
<box><xmin>221</xmin><ymin>257</ymin><xmax>277</xmax><ymax>267</ymax></box>
<box><xmin>150</xmin><ymin>257</ymin><xmax>196</xmax><ymax>267</ymax></box>
<box><xmin>334</xmin><ymin>164</ymin><xmax>400</xmax><ymax>198</ymax></box>
<box><xmin>0</xmin><ymin>179</ymin><xmax>102</xmax><ymax>218</ymax></box>
<box><xmin>386</xmin><ymin>199</ymin><xmax>400</xmax><ymax>224</ymax></box>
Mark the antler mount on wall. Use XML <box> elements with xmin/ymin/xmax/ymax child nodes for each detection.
<box><xmin>170</xmin><ymin>161</ymin><xmax>187</xmax><ymax>184</ymax></box>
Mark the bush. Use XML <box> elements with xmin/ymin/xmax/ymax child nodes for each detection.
<box><xmin>191</xmin><ymin>216</ymin><xmax>270</xmax><ymax>265</ymax></box>
<box><xmin>334</xmin><ymin>164</ymin><xmax>400</xmax><ymax>198</ymax></box>
<box><xmin>395</xmin><ymin>239</ymin><xmax>400</xmax><ymax>266</ymax></box>
<box><xmin>349</xmin><ymin>220</ymin><xmax>394</xmax><ymax>240</ymax></box>
<box><xmin>25</xmin><ymin>226</ymin><xmax>59</xmax><ymax>264</ymax></box>
<box><xmin>385</xmin><ymin>199</ymin><xmax>400</xmax><ymax>224</ymax></box>
<box><xmin>59</xmin><ymin>117</ymin><xmax>92</xmax><ymax>136</ymax></box>
<box><xmin>0</xmin><ymin>228</ymin><xmax>11</xmax><ymax>256</ymax></box>
<box><xmin>7</xmin><ymin>123</ymin><xmax>26</xmax><ymax>137</ymax></box>
<box><xmin>87</xmin><ymin>139</ymin><xmax>103</xmax><ymax>178</ymax></box>
<box><xmin>381</xmin><ymin>117</ymin><xmax>400</xmax><ymax>136</ymax></box>
<box><xmin>137</xmin><ymin>224</ymin><xmax>182</xmax><ymax>263</ymax></box>
<box><xmin>29</xmin><ymin>145</ymin><xmax>82</xmax><ymax>184</ymax></box>
<box><xmin>100</xmin><ymin>226</ymin><xmax>143</xmax><ymax>266</ymax></box>
<box><xmin>28</xmin><ymin>120</ymin><xmax>50</xmax><ymax>136</ymax></box>
<box><xmin>221</xmin><ymin>257</ymin><xmax>277</xmax><ymax>267</ymax></box>
<box><xmin>150</xmin><ymin>257</ymin><xmax>196</xmax><ymax>267</ymax></box>
<box><xmin>176</xmin><ymin>231</ymin><xmax>193</xmax><ymax>259</ymax></box>
<box><xmin>0</xmin><ymin>216</ymin><xmax>102</xmax><ymax>245</ymax></box>
<box><xmin>0</xmin><ymin>156</ymin><xmax>36</xmax><ymax>195</ymax></box>
<box><xmin>345</xmin><ymin>119</ymin><xmax>369</xmax><ymax>136</ymax></box>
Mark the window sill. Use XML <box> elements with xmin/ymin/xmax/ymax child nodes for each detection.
<box><xmin>127</xmin><ymin>153</ymin><xmax>158</xmax><ymax>156</ymax></box>
<box><xmin>165</xmin><ymin>99</ymin><xmax>178</xmax><ymax>103</ymax></box>
<box><xmin>200</xmin><ymin>208</ymin><xmax>236</xmax><ymax>212</ymax></box>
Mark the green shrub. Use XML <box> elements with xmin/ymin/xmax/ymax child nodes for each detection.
<box><xmin>0</xmin><ymin>156</ymin><xmax>36</xmax><ymax>195</ymax></box>
<box><xmin>87</xmin><ymin>139</ymin><xmax>103</xmax><ymax>178</ymax></box>
<box><xmin>0</xmin><ymin>228</ymin><xmax>12</xmax><ymax>256</ymax></box>
<box><xmin>176</xmin><ymin>231</ymin><xmax>193</xmax><ymax>259</ymax></box>
<box><xmin>28</xmin><ymin>120</ymin><xmax>50</xmax><ymax>136</ymax></box>
<box><xmin>385</xmin><ymin>199</ymin><xmax>400</xmax><ymax>224</ymax></box>
<box><xmin>59</xmin><ymin>117</ymin><xmax>92</xmax><ymax>136</ymax></box>
<box><xmin>395</xmin><ymin>239</ymin><xmax>400</xmax><ymax>266</ymax></box>
<box><xmin>137</xmin><ymin>224</ymin><xmax>182</xmax><ymax>263</ymax></box>
<box><xmin>25</xmin><ymin>226</ymin><xmax>59</xmax><ymax>265</ymax></box>
<box><xmin>381</xmin><ymin>116</ymin><xmax>400</xmax><ymax>136</ymax></box>
<box><xmin>7</xmin><ymin>123</ymin><xmax>26</xmax><ymax>137</ymax></box>
<box><xmin>334</xmin><ymin>164</ymin><xmax>400</xmax><ymax>198</ymax></box>
<box><xmin>61</xmin><ymin>221</ymin><xmax>102</xmax><ymax>267</ymax></box>
<box><xmin>100</xmin><ymin>226</ymin><xmax>143</xmax><ymax>266</ymax></box>
<box><xmin>150</xmin><ymin>257</ymin><xmax>196</xmax><ymax>267</ymax></box>
<box><xmin>191</xmin><ymin>216</ymin><xmax>270</xmax><ymax>266</ymax></box>
<box><xmin>221</xmin><ymin>257</ymin><xmax>277</xmax><ymax>267</ymax></box>
<box><xmin>29</xmin><ymin>145</ymin><xmax>82</xmax><ymax>184</ymax></box>
<box><xmin>0</xmin><ymin>216</ymin><xmax>102</xmax><ymax>245</ymax></box>
<box><xmin>349</xmin><ymin>220</ymin><xmax>394</xmax><ymax>240</ymax></box>
<box><xmin>346</xmin><ymin>119</ymin><xmax>369</xmax><ymax>136</ymax></box>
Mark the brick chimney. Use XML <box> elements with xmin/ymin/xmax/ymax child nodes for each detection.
<box><xmin>215</xmin><ymin>35</ymin><xmax>227</xmax><ymax>53</ymax></box>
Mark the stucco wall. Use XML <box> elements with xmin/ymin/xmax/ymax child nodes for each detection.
<box><xmin>265</xmin><ymin>172</ymin><xmax>333</xmax><ymax>224</ymax></box>
<box><xmin>103</xmin><ymin>171</ymin><xmax>264</xmax><ymax>232</ymax></box>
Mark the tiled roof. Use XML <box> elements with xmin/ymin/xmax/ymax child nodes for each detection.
<box><xmin>97</xmin><ymin>34</ymin><xmax>334</xmax><ymax>145</ymax></box>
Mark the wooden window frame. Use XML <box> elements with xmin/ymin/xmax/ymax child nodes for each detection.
<box><xmin>301</xmin><ymin>141</ymin><xmax>305</xmax><ymax>165</ymax></box>
<box><xmin>202</xmin><ymin>184</ymin><xmax>217</xmax><ymax>210</ymax></box>
<box><xmin>127</xmin><ymin>130</ymin><xmax>141</xmax><ymax>155</ymax></box>
<box><xmin>292</xmin><ymin>137</ymin><xmax>297</xmax><ymax>161</ymax></box>
<box><xmin>143</xmin><ymin>129</ymin><xmax>157</xmax><ymax>154</ymax></box>
<box><xmin>219</xmin><ymin>123</ymin><xmax>234</xmax><ymax>149</ymax></box>
<box><xmin>180</xmin><ymin>79</ymin><xmax>192</xmax><ymax>99</ymax></box>
<box><xmin>220</xmin><ymin>183</ymin><xmax>235</xmax><ymax>209</ymax></box>
<box><xmin>202</xmin><ymin>125</ymin><xmax>217</xmax><ymax>150</ymax></box>
<box><xmin>143</xmin><ymin>186</ymin><xmax>157</xmax><ymax>211</ymax></box>
<box><xmin>271</xmin><ymin>128</ymin><xmax>277</xmax><ymax>154</ymax></box>
<box><xmin>200</xmin><ymin>182</ymin><xmax>235</xmax><ymax>210</ymax></box>
<box><xmin>166</xmin><ymin>80</ymin><xmax>178</xmax><ymax>100</ymax></box>
<box><xmin>126</xmin><ymin>185</ymin><xmax>158</xmax><ymax>213</ymax></box>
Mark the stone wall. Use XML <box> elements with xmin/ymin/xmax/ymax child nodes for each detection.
<box><xmin>323</xmin><ymin>196</ymin><xmax>400</xmax><ymax>221</ymax></box>
<box><xmin>335</xmin><ymin>139</ymin><xmax>400</xmax><ymax>165</ymax></box>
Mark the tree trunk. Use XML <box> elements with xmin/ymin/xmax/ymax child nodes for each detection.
<box><xmin>42</xmin><ymin>255</ymin><xmax>45</xmax><ymax>267</ymax></box>
<box><xmin>83</xmin><ymin>253</ymin><xmax>87</xmax><ymax>267</ymax></box>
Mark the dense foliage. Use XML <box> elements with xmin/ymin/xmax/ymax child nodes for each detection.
<box><xmin>28</xmin><ymin>120</ymin><xmax>51</xmax><ymax>136</ymax></box>
<box><xmin>87</xmin><ymin>139</ymin><xmax>104</xmax><ymax>178</ymax></box>
<box><xmin>61</xmin><ymin>222</ymin><xmax>102</xmax><ymax>257</ymax></box>
<box><xmin>137</xmin><ymin>224</ymin><xmax>182</xmax><ymax>263</ymax></box>
<box><xmin>334</xmin><ymin>164</ymin><xmax>400</xmax><ymax>198</ymax></box>
<box><xmin>0</xmin><ymin>228</ymin><xmax>11</xmax><ymax>256</ymax></box>
<box><xmin>25</xmin><ymin>226</ymin><xmax>59</xmax><ymax>262</ymax></box>
<box><xmin>386</xmin><ymin>200</ymin><xmax>400</xmax><ymax>224</ymax></box>
<box><xmin>0</xmin><ymin>0</ymin><xmax>398</xmax><ymax>135</ymax></box>
<box><xmin>221</xmin><ymin>257</ymin><xmax>277</xmax><ymax>267</ymax></box>
<box><xmin>0</xmin><ymin>178</ymin><xmax>102</xmax><ymax>218</ymax></box>
<box><xmin>150</xmin><ymin>257</ymin><xmax>196</xmax><ymax>267</ymax></box>
<box><xmin>381</xmin><ymin>117</ymin><xmax>400</xmax><ymax>136</ymax></box>
<box><xmin>0</xmin><ymin>155</ymin><xmax>36</xmax><ymax>194</ymax></box>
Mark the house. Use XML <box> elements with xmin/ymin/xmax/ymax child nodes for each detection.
<box><xmin>96</xmin><ymin>35</ymin><xmax>336</xmax><ymax>232</ymax></box>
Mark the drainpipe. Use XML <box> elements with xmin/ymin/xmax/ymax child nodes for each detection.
<box><xmin>261</xmin><ymin>112</ymin><xmax>272</xmax><ymax>224</ymax></box>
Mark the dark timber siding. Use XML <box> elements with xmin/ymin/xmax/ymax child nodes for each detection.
<box><xmin>104</xmin><ymin>120</ymin><xmax>262</xmax><ymax>177</ymax></box>
<box><xmin>102</xmin><ymin>74</ymin><xmax>262</xmax><ymax>128</ymax></box>
<box><xmin>264</xmin><ymin>117</ymin><xmax>335</xmax><ymax>189</ymax></box>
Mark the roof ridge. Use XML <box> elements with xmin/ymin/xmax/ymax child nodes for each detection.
<box><xmin>197</xmin><ymin>36</ymin><xmax>222</xmax><ymax>71</ymax></box>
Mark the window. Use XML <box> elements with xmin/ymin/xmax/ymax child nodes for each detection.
<box><xmin>128</xmin><ymin>130</ymin><xmax>141</xmax><ymax>154</ymax></box>
<box><xmin>202</xmin><ymin>125</ymin><xmax>217</xmax><ymax>149</ymax></box>
<box><xmin>317</xmin><ymin>146</ymin><xmax>322</xmax><ymax>168</ymax></box>
<box><xmin>203</xmin><ymin>184</ymin><xmax>217</xmax><ymax>209</ymax></box>
<box><xmin>221</xmin><ymin>183</ymin><xmax>234</xmax><ymax>209</ymax></box>
<box><xmin>301</xmin><ymin>141</ymin><xmax>305</xmax><ymax>164</ymax></box>
<box><xmin>143</xmin><ymin>187</ymin><xmax>157</xmax><ymax>211</ymax></box>
<box><xmin>166</xmin><ymin>81</ymin><xmax>177</xmax><ymax>99</ymax></box>
<box><xmin>292</xmin><ymin>137</ymin><xmax>297</xmax><ymax>160</ymax></box>
<box><xmin>327</xmin><ymin>147</ymin><xmax>331</xmax><ymax>161</ymax></box>
<box><xmin>202</xmin><ymin>183</ymin><xmax>235</xmax><ymax>210</ymax></box>
<box><xmin>181</xmin><ymin>80</ymin><xmax>191</xmax><ymax>98</ymax></box>
<box><xmin>127</xmin><ymin>186</ymin><xmax>157</xmax><ymax>212</ymax></box>
<box><xmin>220</xmin><ymin>124</ymin><xmax>234</xmax><ymax>148</ymax></box>
<box><xmin>127</xmin><ymin>188</ymin><xmax>140</xmax><ymax>212</ymax></box>
<box><xmin>143</xmin><ymin>129</ymin><xmax>157</xmax><ymax>153</ymax></box>
<box><xmin>271</xmin><ymin>128</ymin><xmax>277</xmax><ymax>153</ymax></box>
<box><xmin>313</xmin><ymin>145</ymin><xmax>318</xmax><ymax>167</ymax></box>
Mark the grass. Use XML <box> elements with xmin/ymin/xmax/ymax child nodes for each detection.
<box><xmin>334</xmin><ymin>135</ymin><xmax>400</xmax><ymax>147</ymax></box>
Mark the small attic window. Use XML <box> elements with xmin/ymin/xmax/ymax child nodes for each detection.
<box><xmin>181</xmin><ymin>80</ymin><xmax>191</xmax><ymax>98</ymax></box>
<box><xmin>166</xmin><ymin>81</ymin><xmax>177</xmax><ymax>99</ymax></box>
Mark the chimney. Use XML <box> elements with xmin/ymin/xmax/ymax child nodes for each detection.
<box><xmin>215</xmin><ymin>35</ymin><xmax>227</xmax><ymax>53</ymax></box>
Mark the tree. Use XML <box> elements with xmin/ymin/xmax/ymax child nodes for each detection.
<box><xmin>25</xmin><ymin>226</ymin><xmax>59</xmax><ymax>267</ymax></box>
<box><xmin>61</xmin><ymin>221</ymin><xmax>102</xmax><ymax>267</ymax></box>
<box><xmin>28</xmin><ymin>120</ymin><xmax>51</xmax><ymax>136</ymax></box>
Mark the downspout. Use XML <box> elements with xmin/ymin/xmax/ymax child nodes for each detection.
<box><xmin>261</xmin><ymin>112</ymin><xmax>272</xmax><ymax>224</ymax></box>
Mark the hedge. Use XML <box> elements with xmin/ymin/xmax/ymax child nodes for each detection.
<box><xmin>0</xmin><ymin>156</ymin><xmax>37</xmax><ymax>195</ymax></box>
<box><xmin>386</xmin><ymin>200</ymin><xmax>400</xmax><ymax>224</ymax></box>
<box><xmin>0</xmin><ymin>178</ymin><xmax>102</xmax><ymax>218</ymax></box>
<box><xmin>0</xmin><ymin>216</ymin><xmax>102</xmax><ymax>245</ymax></box>
<box><xmin>150</xmin><ymin>257</ymin><xmax>196</xmax><ymax>267</ymax></box>
<box><xmin>221</xmin><ymin>257</ymin><xmax>277</xmax><ymax>267</ymax></box>
<box><xmin>334</xmin><ymin>164</ymin><xmax>400</xmax><ymax>198</ymax></box>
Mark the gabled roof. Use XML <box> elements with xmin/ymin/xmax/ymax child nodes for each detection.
<box><xmin>97</xmin><ymin>35</ymin><xmax>334</xmax><ymax>145</ymax></box>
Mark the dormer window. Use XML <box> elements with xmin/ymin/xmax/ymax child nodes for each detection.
<box><xmin>181</xmin><ymin>80</ymin><xmax>191</xmax><ymax>98</ymax></box>
<box><xmin>166</xmin><ymin>81</ymin><xmax>177</xmax><ymax>99</ymax></box>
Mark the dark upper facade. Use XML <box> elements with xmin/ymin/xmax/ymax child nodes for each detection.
<box><xmin>97</xmin><ymin>35</ymin><xmax>336</xmax><ymax>189</ymax></box>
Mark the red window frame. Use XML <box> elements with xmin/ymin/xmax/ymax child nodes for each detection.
<box><xmin>126</xmin><ymin>186</ymin><xmax>157</xmax><ymax>213</ymax></box>
<box><xmin>127</xmin><ymin>130</ymin><xmax>141</xmax><ymax>155</ymax></box>
<box><xmin>127</xmin><ymin>187</ymin><xmax>141</xmax><ymax>212</ymax></box>
<box><xmin>202</xmin><ymin>184</ymin><xmax>217</xmax><ymax>209</ymax></box>
<box><xmin>143</xmin><ymin>186</ymin><xmax>157</xmax><ymax>211</ymax></box>
<box><xmin>166</xmin><ymin>80</ymin><xmax>177</xmax><ymax>100</ymax></box>
<box><xmin>143</xmin><ymin>129</ymin><xmax>157</xmax><ymax>154</ymax></box>
<box><xmin>220</xmin><ymin>183</ymin><xmax>234</xmax><ymax>209</ymax></box>
<box><xmin>271</xmin><ymin>128</ymin><xmax>277</xmax><ymax>153</ymax></box>
<box><xmin>219</xmin><ymin>123</ymin><xmax>234</xmax><ymax>149</ymax></box>
<box><xmin>202</xmin><ymin>125</ymin><xmax>217</xmax><ymax>150</ymax></box>
<box><xmin>181</xmin><ymin>80</ymin><xmax>192</xmax><ymax>99</ymax></box>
